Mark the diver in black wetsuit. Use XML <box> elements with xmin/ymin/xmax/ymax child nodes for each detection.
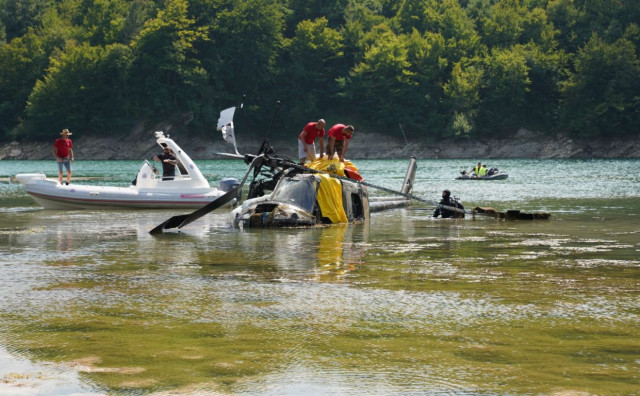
<box><xmin>433</xmin><ymin>189</ymin><xmax>465</xmax><ymax>218</ymax></box>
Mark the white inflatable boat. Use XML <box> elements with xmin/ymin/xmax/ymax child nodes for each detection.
<box><xmin>15</xmin><ymin>131</ymin><xmax>240</xmax><ymax>210</ymax></box>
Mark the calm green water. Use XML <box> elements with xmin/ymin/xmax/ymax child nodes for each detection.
<box><xmin>0</xmin><ymin>158</ymin><xmax>639</xmax><ymax>395</ymax></box>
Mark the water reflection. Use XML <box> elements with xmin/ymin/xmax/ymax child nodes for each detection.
<box><xmin>196</xmin><ymin>223</ymin><xmax>369</xmax><ymax>282</ymax></box>
<box><xmin>315</xmin><ymin>225</ymin><xmax>365</xmax><ymax>281</ymax></box>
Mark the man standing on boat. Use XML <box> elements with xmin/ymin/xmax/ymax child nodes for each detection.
<box><xmin>153</xmin><ymin>144</ymin><xmax>178</xmax><ymax>180</ymax></box>
<box><xmin>298</xmin><ymin>119</ymin><xmax>326</xmax><ymax>165</ymax></box>
<box><xmin>326</xmin><ymin>124</ymin><xmax>354</xmax><ymax>162</ymax></box>
<box><xmin>52</xmin><ymin>129</ymin><xmax>74</xmax><ymax>185</ymax></box>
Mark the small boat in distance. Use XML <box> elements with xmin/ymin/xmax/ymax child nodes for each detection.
<box><xmin>15</xmin><ymin>131</ymin><xmax>240</xmax><ymax>209</ymax></box>
<box><xmin>456</xmin><ymin>168</ymin><xmax>508</xmax><ymax>180</ymax></box>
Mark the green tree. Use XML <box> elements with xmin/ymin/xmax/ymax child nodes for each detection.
<box><xmin>561</xmin><ymin>34</ymin><xmax>640</xmax><ymax>136</ymax></box>
<box><xmin>120</xmin><ymin>0</ymin><xmax>158</xmax><ymax>44</ymax></box>
<box><xmin>0</xmin><ymin>7</ymin><xmax>72</xmax><ymax>138</ymax></box>
<box><xmin>207</xmin><ymin>0</ymin><xmax>285</xmax><ymax>113</ymax></box>
<box><xmin>347</xmin><ymin>26</ymin><xmax>447</xmax><ymax>136</ymax></box>
<box><xmin>438</xmin><ymin>0</ymin><xmax>482</xmax><ymax>61</ymax></box>
<box><xmin>285</xmin><ymin>0</ymin><xmax>349</xmax><ymax>33</ymax></box>
<box><xmin>24</xmin><ymin>42</ymin><xmax>133</xmax><ymax>137</ymax></box>
<box><xmin>476</xmin><ymin>46</ymin><xmax>531</xmax><ymax>135</ymax></box>
<box><xmin>480</xmin><ymin>0</ymin><xmax>526</xmax><ymax>47</ymax></box>
<box><xmin>403</xmin><ymin>30</ymin><xmax>448</xmax><ymax>133</ymax></box>
<box><xmin>79</xmin><ymin>0</ymin><xmax>129</xmax><ymax>45</ymax></box>
<box><xmin>546</xmin><ymin>0</ymin><xmax>581</xmax><ymax>51</ymax></box>
<box><xmin>281</xmin><ymin>17</ymin><xmax>344</xmax><ymax>120</ymax></box>
<box><xmin>551</xmin><ymin>0</ymin><xmax>636</xmax><ymax>48</ymax></box>
<box><xmin>342</xmin><ymin>0</ymin><xmax>391</xmax><ymax>64</ymax></box>
<box><xmin>395</xmin><ymin>0</ymin><xmax>482</xmax><ymax>63</ymax></box>
<box><xmin>342</xmin><ymin>1</ymin><xmax>392</xmax><ymax>70</ymax></box>
<box><xmin>130</xmin><ymin>0</ymin><xmax>209</xmax><ymax>119</ymax></box>
<box><xmin>480</xmin><ymin>0</ymin><xmax>556</xmax><ymax>49</ymax></box>
<box><xmin>0</xmin><ymin>0</ymin><xmax>55</xmax><ymax>40</ymax></box>
<box><xmin>2</xmin><ymin>0</ymin><xmax>639</xmax><ymax>142</ymax></box>
<box><xmin>0</xmin><ymin>32</ymin><xmax>46</xmax><ymax>137</ymax></box>
<box><xmin>519</xmin><ymin>43</ymin><xmax>567</xmax><ymax>131</ymax></box>
<box><xmin>347</xmin><ymin>26</ymin><xmax>412</xmax><ymax>125</ymax></box>
<box><xmin>443</xmin><ymin>61</ymin><xmax>483</xmax><ymax>137</ymax></box>
<box><xmin>577</xmin><ymin>0</ymin><xmax>625</xmax><ymax>43</ymax></box>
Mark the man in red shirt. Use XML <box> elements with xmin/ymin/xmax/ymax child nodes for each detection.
<box><xmin>52</xmin><ymin>129</ymin><xmax>74</xmax><ymax>185</ymax></box>
<box><xmin>326</xmin><ymin>124</ymin><xmax>354</xmax><ymax>162</ymax></box>
<box><xmin>298</xmin><ymin>119</ymin><xmax>326</xmax><ymax>165</ymax></box>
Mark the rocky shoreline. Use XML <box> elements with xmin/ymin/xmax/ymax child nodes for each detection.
<box><xmin>2</xmin><ymin>126</ymin><xmax>639</xmax><ymax>161</ymax></box>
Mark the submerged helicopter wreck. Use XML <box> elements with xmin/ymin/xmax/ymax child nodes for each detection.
<box><xmin>150</xmin><ymin>103</ymin><xmax>549</xmax><ymax>234</ymax></box>
<box><xmin>150</xmin><ymin>104</ymin><xmax>422</xmax><ymax>234</ymax></box>
<box><xmin>230</xmin><ymin>152</ymin><xmax>417</xmax><ymax>228</ymax></box>
<box><xmin>150</xmin><ymin>145</ymin><xmax>419</xmax><ymax>233</ymax></box>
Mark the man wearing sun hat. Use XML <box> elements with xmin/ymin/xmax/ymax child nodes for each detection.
<box><xmin>52</xmin><ymin>128</ymin><xmax>74</xmax><ymax>185</ymax></box>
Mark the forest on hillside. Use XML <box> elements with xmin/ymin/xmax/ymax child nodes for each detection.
<box><xmin>1</xmin><ymin>0</ymin><xmax>639</xmax><ymax>142</ymax></box>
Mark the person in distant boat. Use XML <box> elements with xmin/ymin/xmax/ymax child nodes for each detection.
<box><xmin>153</xmin><ymin>144</ymin><xmax>177</xmax><ymax>180</ymax></box>
<box><xmin>472</xmin><ymin>162</ymin><xmax>482</xmax><ymax>176</ymax></box>
<box><xmin>462</xmin><ymin>162</ymin><xmax>482</xmax><ymax>177</ymax></box>
<box><xmin>52</xmin><ymin>128</ymin><xmax>74</xmax><ymax>185</ymax></box>
<box><xmin>326</xmin><ymin>124</ymin><xmax>354</xmax><ymax>162</ymax></box>
<box><xmin>478</xmin><ymin>164</ymin><xmax>488</xmax><ymax>177</ymax></box>
<box><xmin>433</xmin><ymin>189</ymin><xmax>465</xmax><ymax>219</ymax></box>
<box><xmin>298</xmin><ymin>119</ymin><xmax>326</xmax><ymax>165</ymax></box>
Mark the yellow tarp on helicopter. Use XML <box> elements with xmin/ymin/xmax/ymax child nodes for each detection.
<box><xmin>316</xmin><ymin>174</ymin><xmax>348</xmax><ymax>224</ymax></box>
<box><xmin>306</xmin><ymin>159</ymin><xmax>358</xmax><ymax>224</ymax></box>
<box><xmin>307</xmin><ymin>158</ymin><xmax>363</xmax><ymax>181</ymax></box>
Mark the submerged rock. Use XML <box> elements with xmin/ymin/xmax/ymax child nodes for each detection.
<box><xmin>472</xmin><ymin>206</ymin><xmax>552</xmax><ymax>220</ymax></box>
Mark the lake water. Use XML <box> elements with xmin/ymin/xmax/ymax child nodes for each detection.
<box><xmin>0</xmin><ymin>158</ymin><xmax>639</xmax><ymax>395</ymax></box>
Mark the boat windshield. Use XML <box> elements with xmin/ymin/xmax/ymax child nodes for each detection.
<box><xmin>270</xmin><ymin>177</ymin><xmax>318</xmax><ymax>213</ymax></box>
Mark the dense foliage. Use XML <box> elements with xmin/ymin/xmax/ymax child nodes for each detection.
<box><xmin>1</xmin><ymin>0</ymin><xmax>639</xmax><ymax>142</ymax></box>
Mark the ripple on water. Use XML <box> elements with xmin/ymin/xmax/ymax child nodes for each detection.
<box><xmin>571</xmin><ymin>258</ymin><xmax>640</xmax><ymax>269</ymax></box>
<box><xmin>367</xmin><ymin>241</ymin><xmax>425</xmax><ymax>254</ymax></box>
<box><xmin>509</xmin><ymin>238</ymin><xmax>571</xmax><ymax>247</ymax></box>
<box><xmin>0</xmin><ymin>226</ymin><xmax>45</xmax><ymax>235</ymax></box>
<box><xmin>169</xmin><ymin>281</ymin><xmax>536</xmax><ymax>328</ymax></box>
<box><xmin>554</xmin><ymin>245</ymin><xmax>614</xmax><ymax>253</ymax></box>
<box><xmin>232</xmin><ymin>361</ymin><xmax>479</xmax><ymax>395</ymax></box>
<box><xmin>0</xmin><ymin>206</ymin><xmax>43</xmax><ymax>213</ymax></box>
<box><xmin>551</xmin><ymin>296</ymin><xmax>640</xmax><ymax>321</ymax></box>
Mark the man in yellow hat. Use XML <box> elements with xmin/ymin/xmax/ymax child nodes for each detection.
<box><xmin>52</xmin><ymin>128</ymin><xmax>74</xmax><ymax>185</ymax></box>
